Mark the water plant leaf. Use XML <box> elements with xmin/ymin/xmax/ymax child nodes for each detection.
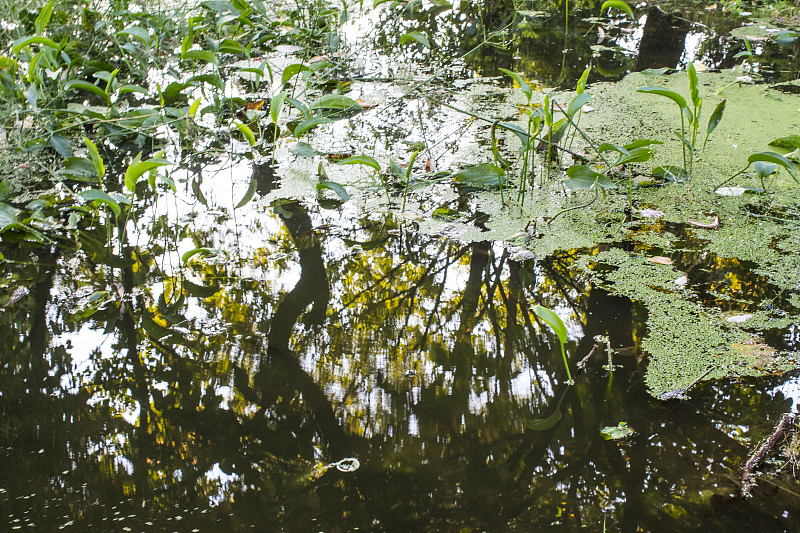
<box><xmin>600</xmin><ymin>422</ymin><xmax>635</xmax><ymax>440</ymax></box>
<box><xmin>34</xmin><ymin>0</ymin><xmax>55</xmax><ymax>35</ymax></box>
<box><xmin>687</xmin><ymin>62</ymin><xmax>701</xmax><ymax>109</ymax></box>
<box><xmin>754</xmin><ymin>161</ymin><xmax>777</xmax><ymax>179</ymax></box>
<box><xmin>565</xmin><ymin>165</ymin><xmax>617</xmax><ymax>190</ymax></box>
<box><xmin>78</xmin><ymin>190</ymin><xmax>121</xmax><ymax>219</ymax></box>
<box><xmin>234</xmin><ymin>121</ymin><xmax>256</xmax><ymax>147</ymax></box>
<box><xmin>747</xmin><ymin>152</ymin><xmax>797</xmax><ymax>175</ymax></box>
<box><xmin>309</xmin><ymin>94</ymin><xmax>359</xmax><ymax>110</ymax></box>
<box><xmin>533</xmin><ymin>305</ymin><xmax>567</xmax><ymax>346</ymax></box>
<box><xmin>529</xmin><ymin>408</ymin><xmax>562</xmax><ymax>431</ymax></box>
<box><xmin>181</xmin><ymin>248</ymin><xmax>219</xmax><ymax>264</ymax></box>
<box><xmin>317</xmin><ymin>181</ymin><xmax>350</xmax><ymax>201</ymax></box>
<box><xmin>124</xmin><ymin>153</ymin><xmax>172</xmax><ymax>192</ymax></box>
<box><xmin>653</xmin><ymin>165</ymin><xmax>689</xmax><ymax>183</ymax></box>
<box><xmin>270</xmin><ymin>91</ymin><xmax>286</xmax><ymax>123</ymax></box>
<box><xmin>768</xmin><ymin>135</ymin><xmax>800</xmax><ymax>150</ymax></box>
<box><xmin>338</xmin><ymin>155</ymin><xmax>381</xmax><ymax>171</ymax></box>
<box><xmin>291</xmin><ymin>142</ymin><xmax>317</xmax><ymax>158</ymax></box>
<box><xmin>64</xmin><ymin>80</ymin><xmax>111</xmax><ymax>104</ymax></box>
<box><xmin>118</xmin><ymin>84</ymin><xmax>148</xmax><ymax>95</ymax></box>
<box><xmin>703</xmin><ymin>99</ymin><xmax>726</xmax><ymax>149</ymax></box>
<box><xmin>294</xmin><ymin>116</ymin><xmax>333</xmax><ymax>137</ymax></box>
<box><xmin>235</xmin><ymin>176</ymin><xmax>258</xmax><ymax>209</ymax></box>
<box><xmin>84</xmin><ymin>138</ymin><xmax>105</xmax><ymax>180</ymax></box>
<box><xmin>217</xmin><ymin>38</ymin><xmax>245</xmax><ymax>54</ymax></box>
<box><xmin>567</xmin><ymin>93</ymin><xmax>592</xmax><ymax>118</ymax></box>
<box><xmin>454</xmin><ymin>163</ymin><xmax>506</xmax><ymax>189</ymax></box>
<box><xmin>498</xmin><ymin>68</ymin><xmax>532</xmax><ymax>101</ymax></box>
<box><xmin>400</xmin><ymin>31</ymin><xmax>430</xmax><ymax>49</ymax></box>
<box><xmin>636</xmin><ymin>86</ymin><xmax>687</xmax><ymax>109</ymax></box>
<box><xmin>601</xmin><ymin>0</ymin><xmax>634</xmax><ymax>19</ymax></box>
<box><xmin>281</xmin><ymin>63</ymin><xmax>311</xmax><ymax>85</ymax></box>
<box><xmin>576</xmin><ymin>65</ymin><xmax>591</xmax><ymax>95</ymax></box>
<box><xmin>624</xmin><ymin>138</ymin><xmax>663</xmax><ymax>150</ymax></box>
<box><xmin>775</xmin><ymin>30</ymin><xmax>798</xmax><ymax>46</ymax></box>
<box><xmin>674</xmin><ymin>132</ymin><xmax>694</xmax><ymax>153</ymax></box>
<box><xmin>118</xmin><ymin>26</ymin><xmax>152</xmax><ymax>47</ymax></box>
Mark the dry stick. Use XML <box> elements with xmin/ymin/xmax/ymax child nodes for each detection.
<box><xmin>742</xmin><ymin>412</ymin><xmax>798</xmax><ymax>497</ymax></box>
<box><xmin>577</xmin><ymin>341</ymin><xmax>601</xmax><ymax>369</ymax></box>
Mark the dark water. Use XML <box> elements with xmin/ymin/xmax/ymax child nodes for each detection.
<box><xmin>2</xmin><ymin>1</ymin><xmax>800</xmax><ymax>532</ymax></box>
<box><xmin>2</xmin><ymin>202</ymin><xmax>799</xmax><ymax>531</ymax></box>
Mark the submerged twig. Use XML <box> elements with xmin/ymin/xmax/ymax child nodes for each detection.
<box><xmin>742</xmin><ymin>413</ymin><xmax>797</xmax><ymax>497</ymax></box>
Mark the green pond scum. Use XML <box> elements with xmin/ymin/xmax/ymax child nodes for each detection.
<box><xmin>1</xmin><ymin>0</ymin><xmax>800</xmax><ymax>530</ymax></box>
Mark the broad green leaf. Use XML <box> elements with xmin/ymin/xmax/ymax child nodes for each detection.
<box><xmin>317</xmin><ymin>181</ymin><xmax>350</xmax><ymax>201</ymax></box>
<box><xmin>703</xmin><ymin>99</ymin><xmax>726</xmax><ymax>148</ymax></box>
<box><xmin>565</xmin><ymin>165</ymin><xmax>617</xmax><ymax>190</ymax></box>
<box><xmin>338</xmin><ymin>155</ymin><xmax>380</xmax><ymax>171</ymax></box>
<box><xmin>187</xmin><ymin>74</ymin><xmax>224</xmax><ymax>91</ymax></box>
<box><xmin>533</xmin><ymin>305</ymin><xmax>568</xmax><ymax>345</ymax></box>
<box><xmin>118</xmin><ymin>84</ymin><xmax>148</xmax><ymax>95</ymax></box>
<box><xmin>600</xmin><ymin>422</ymin><xmax>635</xmax><ymax>440</ymax></box>
<box><xmin>181</xmin><ymin>247</ymin><xmax>219</xmax><ymax>264</ymax></box>
<box><xmin>64</xmin><ymin>80</ymin><xmax>111</xmax><ymax>104</ymax></box>
<box><xmin>775</xmin><ymin>30</ymin><xmax>798</xmax><ymax>46</ymax></box>
<box><xmin>291</xmin><ymin>142</ymin><xmax>317</xmax><ymax>158</ymax></box>
<box><xmin>234</xmin><ymin>121</ymin><xmax>256</xmax><ymax>147</ymax></box>
<box><xmin>124</xmin><ymin>153</ymin><xmax>172</xmax><ymax>192</ymax></box>
<box><xmin>400</xmin><ymin>31</ymin><xmax>431</xmax><ymax>49</ymax></box>
<box><xmin>576</xmin><ymin>65</ymin><xmax>591</xmax><ymax>94</ymax></box>
<box><xmin>601</xmin><ymin>0</ymin><xmax>634</xmax><ymax>18</ymax></box>
<box><xmin>12</xmin><ymin>35</ymin><xmax>58</xmax><ymax>55</ymax></box>
<box><xmin>49</xmin><ymin>134</ymin><xmax>72</xmax><ymax>158</ymax></box>
<box><xmin>181</xmin><ymin>278</ymin><xmax>221</xmax><ymax>298</ymax></box>
<box><xmin>308</xmin><ymin>94</ymin><xmax>358</xmax><ymax>110</ymax></box>
<box><xmin>624</xmin><ymin>138</ymin><xmax>663</xmax><ymax>150</ymax></box>
<box><xmin>286</xmin><ymin>97</ymin><xmax>310</xmax><ymax>118</ymax></box>
<box><xmin>0</xmin><ymin>202</ymin><xmax>20</xmax><ymax>228</ymax></box>
<box><xmin>0</xmin><ymin>56</ymin><xmax>18</xmax><ymax>69</ymax></box>
<box><xmin>270</xmin><ymin>91</ymin><xmax>286</xmax><ymax>123</ymax></box>
<box><xmin>217</xmin><ymin>38</ymin><xmax>245</xmax><ymax>53</ymax></box>
<box><xmin>34</xmin><ymin>0</ymin><xmax>55</xmax><ymax>35</ymax></box>
<box><xmin>637</xmin><ymin>86</ymin><xmax>687</xmax><ymax>109</ymax></box>
<box><xmin>182</xmin><ymin>49</ymin><xmax>218</xmax><ymax>65</ymax></box>
<box><xmin>78</xmin><ymin>189</ymin><xmax>121</xmax><ymax>218</ymax></box>
<box><xmin>281</xmin><ymin>63</ymin><xmax>311</xmax><ymax>84</ymax></box>
<box><xmin>653</xmin><ymin>165</ymin><xmax>689</xmax><ymax>182</ymax></box>
<box><xmin>84</xmin><ymin>138</ymin><xmax>105</xmax><ymax>180</ymax></box>
<box><xmin>118</xmin><ymin>26</ymin><xmax>152</xmax><ymax>47</ymax></box>
<box><xmin>454</xmin><ymin>163</ymin><xmax>506</xmax><ymax>188</ymax></box>
<box><xmin>617</xmin><ymin>146</ymin><xmax>655</xmax><ymax>165</ymax></box>
<box><xmin>294</xmin><ymin>116</ymin><xmax>333</xmax><ymax>137</ymax></box>
<box><xmin>768</xmin><ymin>134</ymin><xmax>800</xmax><ymax>150</ymax></box>
<box><xmin>235</xmin><ymin>176</ymin><xmax>258</xmax><ymax>209</ymax></box>
<box><xmin>753</xmin><ymin>161</ymin><xmax>777</xmax><ymax>178</ymax></box>
<box><xmin>498</xmin><ymin>68</ymin><xmax>532</xmax><ymax>101</ymax></box>
<box><xmin>747</xmin><ymin>152</ymin><xmax>797</xmax><ymax>174</ymax></box>
<box><xmin>567</xmin><ymin>93</ymin><xmax>592</xmax><ymax>118</ymax></box>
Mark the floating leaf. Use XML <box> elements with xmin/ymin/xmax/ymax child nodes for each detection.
<box><xmin>338</xmin><ymin>155</ymin><xmax>381</xmax><ymax>171</ymax></box>
<box><xmin>454</xmin><ymin>163</ymin><xmax>506</xmax><ymax>189</ymax></box>
<box><xmin>601</xmin><ymin>0</ymin><xmax>634</xmax><ymax>19</ymax></box>
<box><xmin>400</xmin><ymin>31</ymin><xmax>431</xmax><ymax>49</ymax></box>
<box><xmin>600</xmin><ymin>422</ymin><xmax>635</xmax><ymax>440</ymax></box>
<box><xmin>565</xmin><ymin>165</ymin><xmax>616</xmax><ymax>190</ymax></box>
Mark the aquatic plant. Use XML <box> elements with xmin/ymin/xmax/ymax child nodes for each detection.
<box><xmin>534</xmin><ymin>304</ymin><xmax>574</xmax><ymax>384</ymax></box>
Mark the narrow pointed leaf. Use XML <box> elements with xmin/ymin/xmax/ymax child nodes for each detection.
<box><xmin>534</xmin><ymin>305</ymin><xmax>568</xmax><ymax>345</ymax></box>
<box><xmin>637</xmin><ymin>86</ymin><xmax>687</xmax><ymax>109</ymax></box>
<box><xmin>338</xmin><ymin>155</ymin><xmax>381</xmax><ymax>171</ymax></box>
<box><xmin>567</xmin><ymin>93</ymin><xmax>592</xmax><ymax>118</ymax></box>
<box><xmin>235</xmin><ymin>176</ymin><xmax>258</xmax><ymax>208</ymax></box>
<box><xmin>498</xmin><ymin>68</ymin><xmax>532</xmax><ymax>101</ymax></box>
<box><xmin>64</xmin><ymin>80</ymin><xmax>111</xmax><ymax>104</ymax></box>
<box><xmin>234</xmin><ymin>121</ymin><xmax>256</xmax><ymax>147</ymax></box>
<box><xmin>294</xmin><ymin>116</ymin><xmax>333</xmax><ymax>137</ymax></box>
<box><xmin>84</xmin><ymin>138</ymin><xmax>105</xmax><ymax>180</ymax></box>
<box><xmin>78</xmin><ymin>189</ymin><xmax>121</xmax><ymax>218</ymax></box>
<box><xmin>601</xmin><ymin>0</ymin><xmax>634</xmax><ymax>19</ymax></box>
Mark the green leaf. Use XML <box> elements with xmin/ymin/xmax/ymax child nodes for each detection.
<box><xmin>567</xmin><ymin>93</ymin><xmax>592</xmax><ymax>118</ymax></box>
<box><xmin>576</xmin><ymin>65</ymin><xmax>591</xmax><ymax>95</ymax></box>
<box><xmin>498</xmin><ymin>68</ymin><xmax>532</xmax><ymax>101</ymax></box>
<box><xmin>281</xmin><ymin>63</ymin><xmax>311</xmax><ymax>85</ymax></box>
<box><xmin>235</xmin><ymin>176</ymin><xmax>258</xmax><ymax>208</ymax></box>
<box><xmin>317</xmin><ymin>181</ymin><xmax>350</xmax><ymax>201</ymax></box>
<box><xmin>653</xmin><ymin>165</ymin><xmax>689</xmax><ymax>183</ymax></box>
<box><xmin>533</xmin><ymin>305</ymin><xmax>567</xmax><ymax>345</ymax></box>
<box><xmin>118</xmin><ymin>26</ymin><xmax>152</xmax><ymax>47</ymax></box>
<box><xmin>291</xmin><ymin>142</ymin><xmax>317</xmax><ymax>158</ymax></box>
<box><xmin>270</xmin><ymin>91</ymin><xmax>286</xmax><ymax>123</ymax></box>
<box><xmin>564</xmin><ymin>165</ymin><xmax>617</xmax><ymax>190</ymax></box>
<box><xmin>308</xmin><ymin>94</ymin><xmax>358</xmax><ymax>110</ymax></box>
<box><xmin>400</xmin><ymin>31</ymin><xmax>431</xmax><ymax>48</ymax></box>
<box><xmin>294</xmin><ymin>116</ymin><xmax>333</xmax><ymax>137</ymax></box>
<box><xmin>83</xmin><ymin>138</ymin><xmax>105</xmax><ymax>180</ymax></box>
<box><xmin>754</xmin><ymin>161</ymin><xmax>777</xmax><ymax>178</ymax></box>
<box><xmin>78</xmin><ymin>189</ymin><xmax>121</xmax><ymax>218</ymax></box>
<box><xmin>687</xmin><ymin>62</ymin><xmax>700</xmax><ymax>109</ymax></box>
<box><xmin>181</xmin><ymin>278</ymin><xmax>221</xmax><ymax>298</ymax></box>
<box><xmin>64</xmin><ymin>80</ymin><xmax>111</xmax><ymax>104</ymax></box>
<box><xmin>623</xmin><ymin>138</ymin><xmax>663</xmax><ymax>150</ymax></box>
<box><xmin>124</xmin><ymin>153</ymin><xmax>172</xmax><ymax>192</ymax></box>
<box><xmin>703</xmin><ymin>99</ymin><xmax>726</xmax><ymax>149</ymax></box>
<box><xmin>48</xmin><ymin>135</ymin><xmax>72</xmax><ymax>158</ymax></box>
<box><xmin>636</xmin><ymin>86</ymin><xmax>687</xmax><ymax>109</ymax></box>
<box><xmin>118</xmin><ymin>84</ymin><xmax>148</xmax><ymax>95</ymax></box>
<box><xmin>34</xmin><ymin>0</ymin><xmax>55</xmax><ymax>35</ymax></box>
<box><xmin>601</xmin><ymin>0</ymin><xmax>634</xmax><ymax>19</ymax></box>
<box><xmin>529</xmin><ymin>408</ymin><xmax>562</xmax><ymax>431</ymax></box>
<box><xmin>181</xmin><ymin>247</ymin><xmax>219</xmax><ymax>264</ymax></box>
<box><xmin>454</xmin><ymin>163</ymin><xmax>506</xmax><ymax>189</ymax></box>
<box><xmin>182</xmin><ymin>49</ymin><xmax>218</xmax><ymax>65</ymax></box>
<box><xmin>338</xmin><ymin>155</ymin><xmax>381</xmax><ymax>171</ymax></box>
<box><xmin>768</xmin><ymin>134</ymin><xmax>800</xmax><ymax>150</ymax></box>
<box><xmin>12</xmin><ymin>35</ymin><xmax>58</xmax><ymax>55</ymax></box>
<box><xmin>234</xmin><ymin>121</ymin><xmax>256</xmax><ymax>146</ymax></box>
<box><xmin>747</xmin><ymin>152</ymin><xmax>798</xmax><ymax>174</ymax></box>
<box><xmin>0</xmin><ymin>202</ymin><xmax>21</xmax><ymax>228</ymax></box>
<box><xmin>217</xmin><ymin>38</ymin><xmax>245</xmax><ymax>53</ymax></box>
<box><xmin>674</xmin><ymin>131</ymin><xmax>694</xmax><ymax>153</ymax></box>
<box><xmin>600</xmin><ymin>422</ymin><xmax>635</xmax><ymax>440</ymax></box>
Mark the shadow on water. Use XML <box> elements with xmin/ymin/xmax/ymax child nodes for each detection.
<box><xmin>1</xmin><ymin>188</ymin><xmax>800</xmax><ymax>530</ymax></box>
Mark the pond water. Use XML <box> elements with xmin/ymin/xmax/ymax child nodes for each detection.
<box><xmin>2</xmin><ymin>1</ymin><xmax>800</xmax><ymax>531</ymax></box>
